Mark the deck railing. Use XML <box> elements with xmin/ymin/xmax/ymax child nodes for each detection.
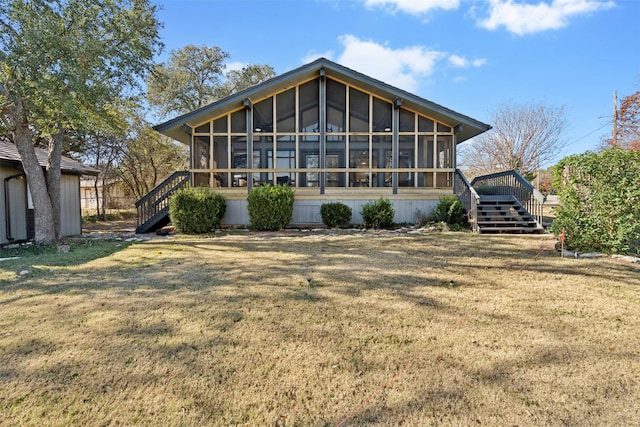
<box><xmin>470</xmin><ymin>170</ymin><xmax>544</xmax><ymax>228</ymax></box>
<box><xmin>454</xmin><ymin>169</ymin><xmax>480</xmax><ymax>233</ymax></box>
<box><xmin>135</xmin><ymin>170</ymin><xmax>190</xmax><ymax>233</ymax></box>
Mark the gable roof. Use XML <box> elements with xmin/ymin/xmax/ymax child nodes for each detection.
<box><xmin>154</xmin><ymin>57</ymin><xmax>491</xmax><ymax>144</ymax></box>
<box><xmin>0</xmin><ymin>141</ymin><xmax>99</xmax><ymax>176</ymax></box>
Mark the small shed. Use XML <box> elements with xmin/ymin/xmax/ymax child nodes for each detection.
<box><xmin>0</xmin><ymin>141</ymin><xmax>99</xmax><ymax>244</ymax></box>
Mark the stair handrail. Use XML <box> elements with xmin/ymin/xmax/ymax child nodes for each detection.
<box><xmin>470</xmin><ymin>170</ymin><xmax>544</xmax><ymax>228</ymax></box>
<box><xmin>454</xmin><ymin>169</ymin><xmax>480</xmax><ymax>233</ymax></box>
<box><xmin>135</xmin><ymin>170</ymin><xmax>190</xmax><ymax>232</ymax></box>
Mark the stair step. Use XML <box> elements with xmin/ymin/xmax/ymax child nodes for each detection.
<box><xmin>478</xmin><ymin>226</ymin><xmax>543</xmax><ymax>234</ymax></box>
<box><xmin>478</xmin><ymin>216</ymin><xmax>536</xmax><ymax>224</ymax></box>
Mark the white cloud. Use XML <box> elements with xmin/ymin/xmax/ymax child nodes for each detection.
<box><xmin>449</xmin><ymin>54</ymin><xmax>487</xmax><ymax>68</ymax></box>
<box><xmin>301</xmin><ymin>51</ymin><xmax>335</xmax><ymax>64</ymax></box>
<box><xmin>472</xmin><ymin>58</ymin><xmax>488</xmax><ymax>67</ymax></box>
<box><xmin>225</xmin><ymin>61</ymin><xmax>246</xmax><ymax>72</ymax></box>
<box><xmin>479</xmin><ymin>0</ymin><xmax>616</xmax><ymax>35</ymax></box>
<box><xmin>363</xmin><ymin>0</ymin><xmax>460</xmax><ymax>14</ymax></box>
<box><xmin>335</xmin><ymin>34</ymin><xmax>446</xmax><ymax>92</ymax></box>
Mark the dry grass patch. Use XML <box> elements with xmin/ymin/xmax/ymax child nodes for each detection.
<box><xmin>1</xmin><ymin>232</ymin><xmax>639</xmax><ymax>426</ymax></box>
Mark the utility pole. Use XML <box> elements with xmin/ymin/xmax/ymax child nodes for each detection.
<box><xmin>613</xmin><ymin>91</ymin><xmax>618</xmax><ymax>146</ymax></box>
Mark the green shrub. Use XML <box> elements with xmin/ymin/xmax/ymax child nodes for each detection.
<box><xmin>320</xmin><ymin>202</ymin><xmax>352</xmax><ymax>228</ymax></box>
<box><xmin>360</xmin><ymin>198</ymin><xmax>394</xmax><ymax>229</ymax></box>
<box><xmin>169</xmin><ymin>187</ymin><xmax>226</xmax><ymax>234</ymax></box>
<box><xmin>551</xmin><ymin>148</ymin><xmax>640</xmax><ymax>255</ymax></box>
<box><xmin>247</xmin><ymin>184</ymin><xmax>294</xmax><ymax>231</ymax></box>
<box><xmin>434</xmin><ymin>195</ymin><xmax>466</xmax><ymax>226</ymax></box>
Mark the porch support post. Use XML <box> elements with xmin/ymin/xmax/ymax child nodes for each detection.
<box><xmin>244</xmin><ymin>98</ymin><xmax>253</xmax><ymax>191</ymax></box>
<box><xmin>319</xmin><ymin>68</ymin><xmax>326</xmax><ymax>195</ymax></box>
<box><xmin>392</xmin><ymin>98</ymin><xmax>402</xmax><ymax>194</ymax></box>
<box><xmin>182</xmin><ymin>124</ymin><xmax>194</xmax><ymax>187</ymax></box>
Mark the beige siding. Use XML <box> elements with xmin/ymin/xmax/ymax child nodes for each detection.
<box><xmin>219</xmin><ymin>197</ymin><xmax>442</xmax><ymax>227</ymax></box>
<box><xmin>60</xmin><ymin>174</ymin><xmax>81</xmax><ymax>237</ymax></box>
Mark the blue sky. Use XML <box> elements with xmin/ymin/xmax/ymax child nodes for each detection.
<box><xmin>153</xmin><ymin>0</ymin><xmax>639</xmax><ymax>166</ymax></box>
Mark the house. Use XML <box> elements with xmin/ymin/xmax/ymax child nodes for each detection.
<box><xmin>145</xmin><ymin>58</ymin><xmax>543</xmax><ymax>233</ymax></box>
<box><xmin>80</xmin><ymin>178</ymin><xmax>135</xmax><ymax>211</ymax></box>
<box><xmin>0</xmin><ymin>141</ymin><xmax>99</xmax><ymax>244</ymax></box>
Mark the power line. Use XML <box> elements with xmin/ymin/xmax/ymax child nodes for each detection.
<box><xmin>564</xmin><ymin>122</ymin><xmax>610</xmax><ymax>148</ymax></box>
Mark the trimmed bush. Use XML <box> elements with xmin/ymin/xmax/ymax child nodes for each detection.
<box><xmin>434</xmin><ymin>195</ymin><xmax>466</xmax><ymax>226</ymax></box>
<box><xmin>169</xmin><ymin>187</ymin><xmax>226</xmax><ymax>234</ymax></box>
<box><xmin>360</xmin><ymin>197</ymin><xmax>394</xmax><ymax>229</ymax></box>
<box><xmin>247</xmin><ymin>184</ymin><xmax>294</xmax><ymax>231</ymax></box>
<box><xmin>320</xmin><ymin>202</ymin><xmax>352</xmax><ymax>228</ymax></box>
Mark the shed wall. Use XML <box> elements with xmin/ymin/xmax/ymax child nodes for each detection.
<box><xmin>60</xmin><ymin>174</ymin><xmax>81</xmax><ymax>237</ymax></box>
<box><xmin>0</xmin><ymin>166</ymin><xmax>28</xmax><ymax>244</ymax></box>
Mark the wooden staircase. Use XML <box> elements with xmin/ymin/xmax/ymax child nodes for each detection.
<box><xmin>476</xmin><ymin>195</ymin><xmax>542</xmax><ymax>234</ymax></box>
<box><xmin>454</xmin><ymin>169</ymin><xmax>545</xmax><ymax>234</ymax></box>
<box><xmin>135</xmin><ymin>171</ymin><xmax>190</xmax><ymax>234</ymax></box>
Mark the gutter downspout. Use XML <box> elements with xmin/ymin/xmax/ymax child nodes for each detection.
<box><xmin>4</xmin><ymin>173</ymin><xmax>25</xmax><ymax>241</ymax></box>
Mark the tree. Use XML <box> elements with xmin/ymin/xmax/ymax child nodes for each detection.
<box><xmin>604</xmin><ymin>90</ymin><xmax>640</xmax><ymax>151</ymax></box>
<box><xmin>0</xmin><ymin>0</ymin><xmax>162</xmax><ymax>244</ymax></box>
<box><xmin>459</xmin><ymin>102</ymin><xmax>567</xmax><ymax>180</ymax></box>
<box><xmin>118</xmin><ymin>113</ymin><xmax>187</xmax><ymax>199</ymax></box>
<box><xmin>147</xmin><ymin>45</ymin><xmax>275</xmax><ymax>118</ymax></box>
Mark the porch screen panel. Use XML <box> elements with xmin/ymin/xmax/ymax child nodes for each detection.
<box><xmin>231</xmin><ymin>110</ymin><xmax>246</xmax><ymax>133</ymax></box>
<box><xmin>213</xmin><ymin>116</ymin><xmax>227</xmax><ymax>133</ymax></box>
<box><xmin>231</xmin><ymin>136</ymin><xmax>248</xmax><ymax>187</ymax></box>
<box><xmin>194</xmin><ymin>135</ymin><xmax>210</xmax><ymax>187</ymax></box>
<box><xmin>372</xmin><ymin>98</ymin><xmax>392</xmax><ymax>132</ymax></box>
<box><xmin>299</xmin><ymin>79</ymin><xmax>319</xmax><ymax>132</ymax></box>
<box><xmin>254</xmin><ymin>135</ymin><xmax>273</xmax><ymax>185</ymax></box>
<box><xmin>276</xmin><ymin>135</ymin><xmax>296</xmax><ymax>185</ymax></box>
<box><xmin>436</xmin><ymin>134</ymin><xmax>453</xmax><ymax>188</ymax></box>
<box><xmin>326</xmin><ymin>79</ymin><xmax>346</xmax><ymax>133</ymax></box>
<box><xmin>276</xmin><ymin>89</ymin><xmax>295</xmax><ymax>133</ymax></box>
<box><xmin>325</xmin><ymin>136</ymin><xmax>345</xmax><ymax>187</ymax></box>
<box><xmin>418</xmin><ymin>116</ymin><xmax>434</xmax><ymax>132</ymax></box>
<box><xmin>254</xmin><ymin>97</ymin><xmax>273</xmax><ymax>132</ymax></box>
<box><xmin>398</xmin><ymin>136</ymin><xmax>415</xmax><ymax>187</ymax></box>
<box><xmin>374</xmin><ymin>135</ymin><xmax>392</xmax><ymax>187</ymax></box>
<box><xmin>399</xmin><ymin>109</ymin><xmax>415</xmax><ymax>132</ymax></box>
<box><xmin>349</xmin><ymin>135</ymin><xmax>370</xmax><ymax>187</ymax></box>
<box><xmin>349</xmin><ymin>88</ymin><xmax>369</xmax><ymax>133</ymax></box>
<box><xmin>213</xmin><ymin>136</ymin><xmax>228</xmax><ymax>187</ymax></box>
<box><xmin>418</xmin><ymin>135</ymin><xmax>435</xmax><ymax>187</ymax></box>
<box><xmin>299</xmin><ymin>136</ymin><xmax>320</xmax><ymax>187</ymax></box>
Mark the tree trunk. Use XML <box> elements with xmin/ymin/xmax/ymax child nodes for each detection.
<box><xmin>11</xmin><ymin>101</ymin><xmax>57</xmax><ymax>244</ymax></box>
<box><xmin>46</xmin><ymin>130</ymin><xmax>64</xmax><ymax>240</ymax></box>
<box><xmin>93</xmin><ymin>177</ymin><xmax>101</xmax><ymax>217</ymax></box>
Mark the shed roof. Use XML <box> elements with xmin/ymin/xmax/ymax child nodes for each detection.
<box><xmin>154</xmin><ymin>57</ymin><xmax>491</xmax><ymax>144</ymax></box>
<box><xmin>0</xmin><ymin>141</ymin><xmax>99</xmax><ymax>176</ymax></box>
